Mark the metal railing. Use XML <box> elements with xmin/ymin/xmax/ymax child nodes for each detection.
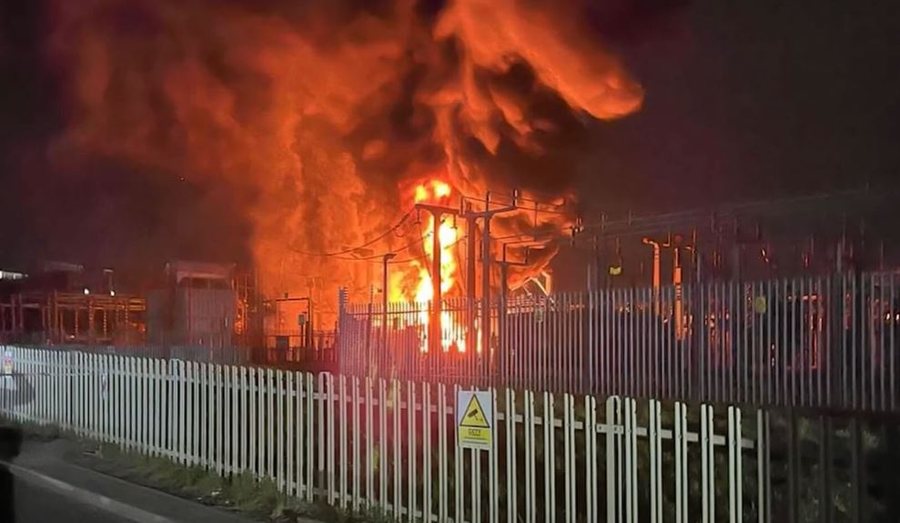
<box><xmin>4</xmin><ymin>339</ymin><xmax>339</xmax><ymax>371</ymax></box>
<box><xmin>0</xmin><ymin>345</ymin><xmax>769</xmax><ymax>522</ymax></box>
<box><xmin>254</xmin><ymin>346</ymin><xmax>337</xmax><ymax>374</ymax></box>
<box><xmin>338</xmin><ymin>271</ymin><xmax>900</xmax><ymax>413</ymax></box>
<box><xmin>5</xmin><ymin>343</ymin><xmax>253</xmax><ymax>365</ymax></box>
<box><xmin>265</xmin><ymin>330</ymin><xmax>336</xmax><ymax>352</ymax></box>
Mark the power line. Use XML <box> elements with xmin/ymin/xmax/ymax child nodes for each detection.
<box><xmin>388</xmin><ymin>234</ymin><xmax>467</xmax><ymax>265</ymax></box>
<box><xmin>577</xmin><ymin>187</ymin><xmax>891</xmax><ymax>235</ymax></box>
<box><xmin>332</xmin><ymin>233</ymin><xmax>469</xmax><ymax>265</ymax></box>
<box><xmin>330</xmin><ymin>235</ymin><xmax>422</xmax><ymax>261</ymax></box>
<box><xmin>517</xmin><ymin>205</ymin><xmax>571</xmax><ymax>217</ymax></box>
<box><xmin>329</xmin><ymin>216</ymin><xmax>464</xmax><ymax>262</ymax></box>
<box><xmin>288</xmin><ymin>208</ymin><xmax>414</xmax><ymax>258</ymax></box>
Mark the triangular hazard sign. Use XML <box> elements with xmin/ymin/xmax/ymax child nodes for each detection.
<box><xmin>460</xmin><ymin>395</ymin><xmax>490</xmax><ymax>428</ymax></box>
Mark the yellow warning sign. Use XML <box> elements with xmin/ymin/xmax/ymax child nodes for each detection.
<box><xmin>457</xmin><ymin>390</ymin><xmax>493</xmax><ymax>450</ymax></box>
<box><xmin>754</xmin><ymin>295</ymin><xmax>768</xmax><ymax>314</ymax></box>
<box><xmin>462</xmin><ymin>395</ymin><xmax>490</xmax><ymax>428</ymax></box>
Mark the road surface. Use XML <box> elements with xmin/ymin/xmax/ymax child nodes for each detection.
<box><xmin>13</xmin><ymin>474</ymin><xmax>125</xmax><ymax>523</ymax></box>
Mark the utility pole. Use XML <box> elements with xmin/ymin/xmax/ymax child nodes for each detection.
<box><xmin>465</xmin><ymin>205</ymin><xmax>478</xmax><ymax>302</ymax></box>
<box><xmin>461</xmin><ymin>191</ymin><xmax>518</xmax><ymax>377</ymax></box>
<box><xmin>642</xmin><ymin>238</ymin><xmax>662</xmax><ymax>290</ymax></box>
<box><xmin>481</xmin><ymin>203</ymin><xmax>491</xmax><ymax>357</ymax></box>
<box><xmin>663</xmin><ymin>234</ymin><xmax>688</xmax><ymax>340</ymax></box>
<box><xmin>381</xmin><ymin>253</ymin><xmax>395</xmax><ymax>374</ymax></box>
<box><xmin>414</xmin><ymin>202</ymin><xmax>458</xmax><ymax>353</ymax></box>
<box><xmin>417</xmin><ymin>190</ymin><xmax>519</xmax><ymax>370</ymax></box>
<box><xmin>464</xmin><ymin>204</ymin><xmax>479</xmax><ymax>360</ymax></box>
<box><xmin>642</xmin><ymin>237</ymin><xmax>662</xmax><ymax>315</ymax></box>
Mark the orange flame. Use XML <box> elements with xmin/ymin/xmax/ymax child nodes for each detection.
<box><xmin>46</xmin><ymin>0</ymin><xmax>645</xmax><ymax>321</ymax></box>
<box><xmin>389</xmin><ymin>179</ymin><xmax>468</xmax><ymax>352</ymax></box>
<box><xmin>414</xmin><ymin>180</ymin><xmax>457</xmax><ymax>300</ymax></box>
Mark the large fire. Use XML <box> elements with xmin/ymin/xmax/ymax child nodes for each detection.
<box><xmin>44</xmin><ymin>0</ymin><xmax>645</xmax><ymax>317</ymax></box>
<box><xmin>391</xmin><ymin>180</ymin><xmax>457</xmax><ymax>303</ymax></box>
<box><xmin>390</xmin><ymin>179</ymin><xmax>468</xmax><ymax>352</ymax></box>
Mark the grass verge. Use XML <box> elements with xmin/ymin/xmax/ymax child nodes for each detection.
<box><xmin>1</xmin><ymin>419</ymin><xmax>390</xmax><ymax>522</ymax></box>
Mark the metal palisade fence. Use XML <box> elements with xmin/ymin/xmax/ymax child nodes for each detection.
<box><xmin>0</xmin><ymin>346</ymin><xmax>769</xmax><ymax>522</ymax></box>
<box><xmin>338</xmin><ymin>270</ymin><xmax>900</xmax><ymax>414</ymax></box>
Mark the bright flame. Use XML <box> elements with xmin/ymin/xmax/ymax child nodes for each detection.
<box><xmin>393</xmin><ymin>179</ymin><xmax>468</xmax><ymax>352</ymax></box>
<box><xmin>415</xmin><ymin>181</ymin><xmax>458</xmax><ymax>300</ymax></box>
<box><xmin>46</xmin><ymin>0</ymin><xmax>645</xmax><ymax>329</ymax></box>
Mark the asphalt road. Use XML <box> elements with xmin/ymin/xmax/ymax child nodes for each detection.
<box><xmin>13</xmin><ymin>475</ymin><xmax>126</xmax><ymax>523</ymax></box>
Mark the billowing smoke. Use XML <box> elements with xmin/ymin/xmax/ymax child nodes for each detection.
<box><xmin>42</xmin><ymin>0</ymin><xmax>643</xmax><ymax>304</ymax></box>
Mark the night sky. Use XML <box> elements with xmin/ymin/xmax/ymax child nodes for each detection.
<box><xmin>1</xmin><ymin>0</ymin><xmax>899</xmax><ymax>277</ymax></box>
<box><xmin>578</xmin><ymin>0</ymin><xmax>900</xmax><ymax>216</ymax></box>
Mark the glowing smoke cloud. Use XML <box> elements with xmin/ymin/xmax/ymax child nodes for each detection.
<box><xmin>45</xmin><ymin>0</ymin><xmax>643</xmax><ymax>306</ymax></box>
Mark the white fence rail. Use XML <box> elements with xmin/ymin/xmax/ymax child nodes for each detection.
<box><xmin>0</xmin><ymin>345</ymin><xmax>770</xmax><ymax>522</ymax></box>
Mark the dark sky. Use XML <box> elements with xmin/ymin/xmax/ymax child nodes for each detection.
<box><xmin>0</xmin><ymin>0</ymin><xmax>252</xmax><ymax>277</ymax></box>
<box><xmin>1</xmin><ymin>0</ymin><xmax>899</xmax><ymax>274</ymax></box>
<box><xmin>578</xmin><ymin>0</ymin><xmax>900</xmax><ymax>216</ymax></box>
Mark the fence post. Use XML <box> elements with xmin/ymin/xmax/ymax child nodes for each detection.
<box><xmin>305</xmin><ymin>372</ymin><xmax>315</xmax><ymax>503</ymax></box>
<box><xmin>192</xmin><ymin>361</ymin><xmax>201</xmax><ymax>466</ymax></box>
<box><xmin>285</xmin><ymin>371</ymin><xmax>295</xmax><ymax>495</ymax></box>
<box><xmin>316</xmin><ymin>373</ymin><xmax>325</xmax><ymax>502</ymax></box>
<box><xmin>606</xmin><ymin>396</ymin><xmax>621</xmax><ymax>523</ymax></box>
<box><xmin>422</xmin><ymin>382</ymin><xmax>432</xmax><ymax>522</ymax></box>
<box><xmin>624</xmin><ymin>398</ymin><xmax>638</xmax><ymax>523</ymax></box>
<box><xmin>490</xmin><ymin>387</ymin><xmax>500</xmax><ymax>523</ymax></box>
<box><xmin>649</xmin><ymin>399</ymin><xmax>663</xmax><ymax>523</ymax></box>
<box><xmin>727</xmin><ymin>406</ymin><xmax>743</xmax><ymax>523</ymax></box>
<box><xmin>757</xmin><ymin>409</ymin><xmax>771</xmax><ymax>523</ymax></box>
<box><xmin>339</xmin><ymin>374</ymin><xmax>348</xmax><ymax>510</ymax></box>
<box><xmin>697</xmin><ymin>282</ymin><xmax>707</xmax><ymax>404</ymax></box>
<box><xmin>337</xmin><ymin>288</ymin><xmax>350</xmax><ymax>376</ymax></box>
<box><xmin>351</xmin><ymin>376</ymin><xmax>361</xmax><ymax>511</ymax></box>
<box><xmin>215</xmin><ymin>364</ymin><xmax>223</xmax><ymax>475</ymax></box>
<box><xmin>584</xmin><ymin>394</ymin><xmax>597</xmax><ymax>522</ymax></box>
<box><xmin>523</xmin><ymin>390</ymin><xmax>536</xmax><ymax>523</ymax></box>
<box><xmin>562</xmin><ymin>393</ymin><xmax>576</xmax><ymax>522</ymax></box>
<box><xmin>407</xmin><ymin>382</ymin><xmax>418</xmax><ymax>522</ymax></box>
<box><xmin>276</xmin><ymin>369</ymin><xmax>286</xmax><ymax>493</ymax></box>
<box><xmin>437</xmin><ymin>382</ymin><xmax>448</xmax><ymax>522</ymax></box>
<box><xmin>240</xmin><ymin>365</ymin><xmax>248</xmax><ymax>473</ymax></box>
<box><xmin>267</xmin><ymin>368</ymin><xmax>275</xmax><ymax>481</ymax></box>
<box><xmin>828</xmin><ymin>272</ymin><xmax>841</xmax><ymax>409</ymax></box>
<box><xmin>506</xmin><ymin>389</ymin><xmax>519</xmax><ymax>523</ymax></box>
<box><xmin>543</xmin><ymin>391</ymin><xmax>556</xmax><ymax>523</ymax></box>
<box><xmin>365</xmin><ymin>376</ymin><xmax>375</xmax><ymax>509</ymax></box>
<box><xmin>674</xmin><ymin>402</ymin><xmax>688</xmax><ymax>523</ymax></box>
<box><xmin>454</xmin><ymin>384</ymin><xmax>464</xmax><ymax>523</ymax></box>
<box><xmin>701</xmin><ymin>404</ymin><xmax>715</xmax><ymax>523</ymax></box>
<box><xmin>365</xmin><ymin>300</ymin><xmax>373</xmax><ymax>380</ymax></box>
<box><xmin>378</xmin><ymin>378</ymin><xmax>388</xmax><ymax>510</ymax></box>
<box><xmin>585</xmin><ymin>290</ymin><xmax>596</xmax><ymax>395</ymax></box>
<box><xmin>392</xmin><ymin>379</ymin><xmax>402</xmax><ymax>519</ymax></box>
